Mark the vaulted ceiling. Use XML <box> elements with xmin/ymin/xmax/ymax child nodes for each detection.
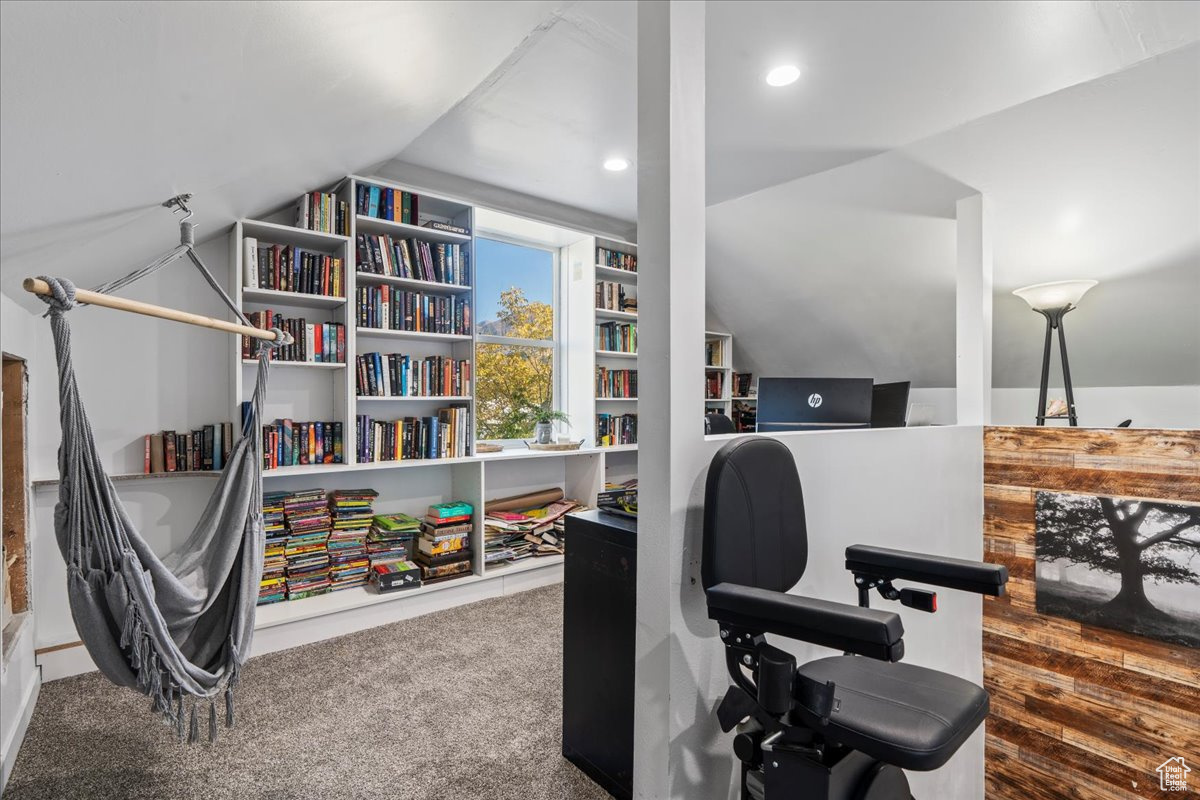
<box><xmin>2</xmin><ymin>1</ymin><xmax>1197</xmax><ymax>389</ymax></box>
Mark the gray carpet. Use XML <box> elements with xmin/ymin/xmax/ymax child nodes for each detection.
<box><xmin>5</xmin><ymin>583</ymin><xmax>609</xmax><ymax>800</ymax></box>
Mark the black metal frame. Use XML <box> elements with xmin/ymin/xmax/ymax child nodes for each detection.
<box><xmin>1033</xmin><ymin>305</ymin><xmax>1078</xmax><ymax>426</ymax></box>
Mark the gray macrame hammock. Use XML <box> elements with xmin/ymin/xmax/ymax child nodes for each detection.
<box><xmin>33</xmin><ymin>198</ymin><xmax>283</xmax><ymax>743</ymax></box>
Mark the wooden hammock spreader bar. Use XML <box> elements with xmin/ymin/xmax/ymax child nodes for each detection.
<box><xmin>23</xmin><ymin>277</ymin><xmax>288</xmax><ymax>343</ymax></box>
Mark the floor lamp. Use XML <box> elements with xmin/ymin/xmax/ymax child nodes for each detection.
<box><xmin>1012</xmin><ymin>279</ymin><xmax>1098</xmax><ymax>426</ymax></box>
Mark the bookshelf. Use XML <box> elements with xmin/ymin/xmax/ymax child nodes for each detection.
<box><xmin>592</xmin><ymin>236</ymin><xmax>639</xmax><ymax>448</ymax></box>
<box><xmin>705</xmin><ymin>330</ymin><xmax>734</xmax><ymax>417</ymax></box>
<box><xmin>218</xmin><ymin>175</ymin><xmax>642</xmax><ymax>627</ymax></box>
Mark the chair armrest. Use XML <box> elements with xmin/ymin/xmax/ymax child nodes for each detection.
<box><xmin>845</xmin><ymin>545</ymin><xmax>1008</xmax><ymax>596</ymax></box>
<box><xmin>706</xmin><ymin>582</ymin><xmax>905</xmax><ymax>661</ymax></box>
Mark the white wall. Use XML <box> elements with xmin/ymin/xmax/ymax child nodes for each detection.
<box><xmin>991</xmin><ymin>385</ymin><xmax>1200</xmax><ymax>429</ymax></box>
<box><xmin>669</xmin><ymin>426</ymin><xmax>986</xmax><ymax>799</ymax></box>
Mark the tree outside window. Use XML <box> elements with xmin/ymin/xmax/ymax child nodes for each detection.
<box><xmin>475</xmin><ymin>239</ymin><xmax>558</xmax><ymax>441</ymax></box>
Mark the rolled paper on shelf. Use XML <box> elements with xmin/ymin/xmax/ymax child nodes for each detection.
<box><xmin>484</xmin><ymin>488</ymin><xmax>565</xmax><ymax>515</ymax></box>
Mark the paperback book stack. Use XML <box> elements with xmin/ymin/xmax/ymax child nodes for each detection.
<box><xmin>415</xmin><ymin>502</ymin><xmax>474</xmax><ymax>583</ymax></box>
<box><xmin>327</xmin><ymin>489</ymin><xmax>377</xmax><ymax>592</ymax></box>
<box><xmin>368</xmin><ymin>512</ymin><xmax>422</xmax><ymax>568</ymax></box>
<box><xmin>258</xmin><ymin>491</ymin><xmax>291</xmax><ymax>604</ymax></box>
<box><xmin>283</xmin><ymin>489</ymin><xmax>333</xmax><ymax>599</ymax></box>
<box><xmin>483</xmin><ymin>495</ymin><xmax>581</xmax><ymax>566</ymax></box>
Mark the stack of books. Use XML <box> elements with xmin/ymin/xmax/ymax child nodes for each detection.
<box><xmin>356</xmin><ymin>352</ymin><xmax>471</xmax><ymax>398</ymax></box>
<box><xmin>241</xmin><ymin>311</ymin><xmax>345</xmax><ymax>364</ymax></box>
<box><xmin>143</xmin><ymin>423</ymin><xmax>234</xmax><ymax>474</ymax></box>
<box><xmin>355</xmin><ymin>406</ymin><xmax>471</xmax><ymax>463</ymax></box>
<box><xmin>255</xmin><ymin>416</ymin><xmax>345</xmax><ymax>469</ymax></box>
<box><xmin>356</xmin><ymin>233</ymin><xmax>471</xmax><ymax>286</ymax></box>
<box><xmin>415</xmin><ymin>502</ymin><xmax>474</xmax><ymax>583</ymax></box>
<box><xmin>258</xmin><ymin>490</ymin><xmax>290</xmax><ymax>604</ymax></box>
<box><xmin>483</xmin><ymin>496</ymin><xmax>581</xmax><ymax>565</ymax></box>
<box><xmin>283</xmin><ymin>489</ymin><xmax>333</xmax><ymax>599</ymax></box>
<box><xmin>597</xmin><ymin>247</ymin><xmax>636</xmax><ymax>273</ymax></box>
<box><xmin>354</xmin><ymin>285</ymin><xmax>472</xmax><ymax>336</ymax></box>
<box><xmin>368</xmin><ymin>512</ymin><xmax>422</xmax><ymax>568</ymax></box>
<box><xmin>327</xmin><ymin>489</ymin><xmax>377</xmax><ymax>591</ymax></box>
<box><xmin>596</xmin><ymin>413</ymin><xmax>637</xmax><ymax>446</ymax></box>
<box><xmin>296</xmin><ymin>190</ymin><xmax>349</xmax><ymax>236</ymax></box>
<box><xmin>596</xmin><ymin>321</ymin><xmax>636</xmax><ymax>353</ymax></box>
<box><xmin>242</xmin><ymin>239</ymin><xmax>345</xmax><ymax>297</ymax></box>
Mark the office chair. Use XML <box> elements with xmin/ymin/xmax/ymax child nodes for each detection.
<box><xmin>706</xmin><ymin>412</ymin><xmax>736</xmax><ymax>435</ymax></box>
<box><xmin>702</xmin><ymin>437</ymin><xmax>1008</xmax><ymax>800</ymax></box>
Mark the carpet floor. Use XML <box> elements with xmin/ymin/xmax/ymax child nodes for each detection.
<box><xmin>5</xmin><ymin>583</ymin><xmax>609</xmax><ymax>800</ymax></box>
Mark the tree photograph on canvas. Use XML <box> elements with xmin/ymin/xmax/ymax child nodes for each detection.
<box><xmin>1035</xmin><ymin>491</ymin><xmax>1200</xmax><ymax>647</ymax></box>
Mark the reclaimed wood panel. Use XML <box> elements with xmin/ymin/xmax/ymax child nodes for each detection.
<box><xmin>983</xmin><ymin>426</ymin><xmax>1200</xmax><ymax>800</ymax></box>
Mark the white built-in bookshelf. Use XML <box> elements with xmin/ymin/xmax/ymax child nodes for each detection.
<box><xmin>704</xmin><ymin>330</ymin><xmax>734</xmax><ymax>416</ymax></box>
<box><xmin>223</xmin><ymin>174</ymin><xmax>640</xmax><ymax>626</ymax></box>
<box><xmin>592</xmin><ymin>236</ymin><xmax>639</xmax><ymax>448</ymax></box>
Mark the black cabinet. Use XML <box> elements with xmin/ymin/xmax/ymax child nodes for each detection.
<box><xmin>562</xmin><ymin>510</ymin><xmax>637</xmax><ymax>800</ymax></box>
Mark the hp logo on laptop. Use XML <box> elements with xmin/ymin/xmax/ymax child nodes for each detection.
<box><xmin>808</xmin><ymin>393</ymin><xmax>823</xmax><ymax>408</ymax></box>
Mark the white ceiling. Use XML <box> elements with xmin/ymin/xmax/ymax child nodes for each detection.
<box><xmin>708</xmin><ymin>44</ymin><xmax>1200</xmax><ymax>388</ymax></box>
<box><xmin>388</xmin><ymin>0</ymin><xmax>1200</xmax><ymax>221</ymax></box>
<box><xmin>705</xmin><ymin>0</ymin><xmax>1200</xmax><ymax>206</ymax></box>
<box><xmin>0</xmin><ymin>0</ymin><xmax>559</xmax><ymax>299</ymax></box>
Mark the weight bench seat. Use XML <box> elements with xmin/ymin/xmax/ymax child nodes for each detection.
<box><xmin>794</xmin><ymin>656</ymin><xmax>990</xmax><ymax>772</ymax></box>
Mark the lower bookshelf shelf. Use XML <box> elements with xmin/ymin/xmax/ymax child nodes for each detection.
<box><xmin>254</xmin><ymin>554</ymin><xmax>564</xmax><ymax>629</ymax></box>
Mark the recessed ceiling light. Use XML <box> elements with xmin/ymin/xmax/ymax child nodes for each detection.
<box><xmin>603</xmin><ymin>157</ymin><xmax>630</xmax><ymax>172</ymax></box>
<box><xmin>765</xmin><ymin>64</ymin><xmax>801</xmax><ymax>87</ymax></box>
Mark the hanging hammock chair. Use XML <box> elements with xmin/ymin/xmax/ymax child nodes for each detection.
<box><xmin>30</xmin><ymin>196</ymin><xmax>285</xmax><ymax>743</ymax></box>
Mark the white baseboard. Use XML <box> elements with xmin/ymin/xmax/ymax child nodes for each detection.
<box><xmin>39</xmin><ymin>565</ymin><xmax>564</xmax><ymax>681</ymax></box>
<box><xmin>1</xmin><ymin>665</ymin><xmax>40</xmax><ymax>793</ymax></box>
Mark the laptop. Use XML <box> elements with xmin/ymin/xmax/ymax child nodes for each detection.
<box><xmin>756</xmin><ymin>378</ymin><xmax>874</xmax><ymax>432</ymax></box>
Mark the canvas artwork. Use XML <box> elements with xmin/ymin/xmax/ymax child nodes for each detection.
<box><xmin>1035</xmin><ymin>491</ymin><xmax>1200</xmax><ymax>647</ymax></box>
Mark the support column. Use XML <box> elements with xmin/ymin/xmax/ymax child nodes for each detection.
<box><xmin>635</xmin><ymin>1</ymin><xmax>706</xmax><ymax>798</ymax></box>
<box><xmin>955</xmin><ymin>194</ymin><xmax>993</xmax><ymax>425</ymax></box>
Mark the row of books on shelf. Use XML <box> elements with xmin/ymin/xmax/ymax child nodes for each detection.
<box><xmin>732</xmin><ymin>372</ymin><xmax>755</xmax><ymax>397</ymax></box>
<box><xmin>356</xmin><ymin>234</ymin><xmax>470</xmax><ymax>287</ymax></box>
<box><xmin>257</xmin><ymin>417</ymin><xmax>345</xmax><ymax>469</ymax></box>
<box><xmin>260</xmin><ymin>490</ymin><xmax>477</xmax><ymax>604</ymax></box>
<box><xmin>597</xmin><ymin>246</ymin><xmax>636</xmax><ymax>273</ymax></box>
<box><xmin>356</xmin><ymin>352</ymin><xmax>471</xmax><ymax>398</ymax></box>
<box><xmin>596</xmin><ymin>413</ymin><xmax>637</xmax><ymax>447</ymax></box>
<box><xmin>296</xmin><ymin>190</ymin><xmax>351</xmax><ymax>237</ymax></box>
<box><xmin>356</xmin><ymin>406</ymin><xmax>472</xmax><ymax>463</ymax></box>
<box><xmin>705</xmin><ymin>339</ymin><xmax>727</xmax><ymax>367</ymax></box>
<box><xmin>143</xmin><ymin>422</ymin><xmax>234</xmax><ymax>474</ymax></box>
<box><xmin>483</xmin><ymin>490</ymin><xmax>579</xmax><ymax>565</ymax></box>
<box><xmin>243</xmin><ymin>239</ymin><xmax>345</xmax><ymax>297</ymax></box>
<box><xmin>356</xmin><ymin>182</ymin><xmax>420</xmax><ymax>225</ymax></box>
<box><xmin>596</xmin><ymin>281</ymin><xmax>636</xmax><ymax>314</ymax></box>
<box><xmin>596</xmin><ymin>367</ymin><xmax>637</xmax><ymax>399</ymax></box>
<box><xmin>705</xmin><ymin>371</ymin><xmax>727</xmax><ymax>400</ymax></box>
<box><xmin>596</xmin><ymin>321</ymin><xmax>637</xmax><ymax>353</ymax></box>
<box><xmin>356</xmin><ymin>285</ymin><xmax>472</xmax><ymax>336</ymax></box>
<box><xmin>241</xmin><ymin>312</ymin><xmax>346</xmax><ymax>364</ymax></box>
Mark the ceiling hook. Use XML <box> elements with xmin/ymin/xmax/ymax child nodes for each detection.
<box><xmin>162</xmin><ymin>193</ymin><xmax>194</xmax><ymax>224</ymax></box>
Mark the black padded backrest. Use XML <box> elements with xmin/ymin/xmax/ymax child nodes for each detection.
<box><xmin>702</xmin><ymin>437</ymin><xmax>808</xmax><ymax>592</ymax></box>
<box><xmin>705</xmin><ymin>413</ymin><xmax>735</xmax><ymax>435</ymax></box>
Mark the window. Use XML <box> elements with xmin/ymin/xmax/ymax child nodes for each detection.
<box><xmin>475</xmin><ymin>237</ymin><xmax>558</xmax><ymax>441</ymax></box>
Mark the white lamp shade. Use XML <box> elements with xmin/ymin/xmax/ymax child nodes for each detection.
<box><xmin>1012</xmin><ymin>280</ymin><xmax>1098</xmax><ymax>311</ymax></box>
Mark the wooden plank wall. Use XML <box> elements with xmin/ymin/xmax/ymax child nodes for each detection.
<box><xmin>983</xmin><ymin>426</ymin><xmax>1200</xmax><ymax>800</ymax></box>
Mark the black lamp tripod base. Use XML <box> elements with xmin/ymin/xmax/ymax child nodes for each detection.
<box><xmin>1034</xmin><ymin>306</ymin><xmax>1078</xmax><ymax>426</ymax></box>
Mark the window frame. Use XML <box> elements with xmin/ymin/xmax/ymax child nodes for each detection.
<box><xmin>473</xmin><ymin>234</ymin><xmax>563</xmax><ymax>446</ymax></box>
